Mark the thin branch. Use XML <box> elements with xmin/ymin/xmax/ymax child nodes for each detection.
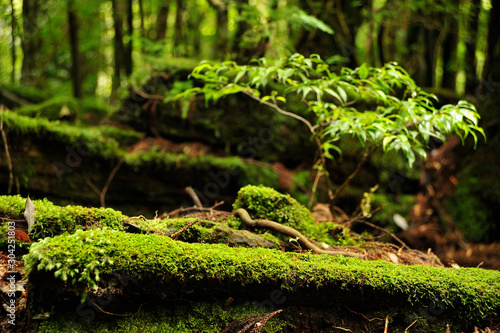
<box><xmin>170</xmin><ymin>219</ymin><xmax>198</xmax><ymax>240</ymax></box>
<box><xmin>100</xmin><ymin>158</ymin><xmax>125</xmax><ymax>207</ymax></box>
<box><xmin>82</xmin><ymin>158</ymin><xmax>125</xmax><ymax>208</ymax></box>
<box><xmin>89</xmin><ymin>300</ymin><xmax>146</xmax><ymax>317</ymax></box>
<box><xmin>185</xmin><ymin>186</ymin><xmax>203</xmax><ymax>208</ymax></box>
<box><xmin>331</xmin><ymin>143</ymin><xmax>378</xmax><ymax>204</ymax></box>
<box><xmin>349</xmin><ymin>217</ymin><xmax>411</xmax><ymax>250</ymax></box>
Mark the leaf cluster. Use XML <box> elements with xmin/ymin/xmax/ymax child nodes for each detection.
<box><xmin>183</xmin><ymin>54</ymin><xmax>485</xmax><ymax>168</ymax></box>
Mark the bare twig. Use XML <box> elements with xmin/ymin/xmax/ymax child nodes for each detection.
<box><xmin>404</xmin><ymin>319</ymin><xmax>418</xmax><ymax>333</ymax></box>
<box><xmin>82</xmin><ymin>158</ymin><xmax>125</xmax><ymax>207</ymax></box>
<box><xmin>89</xmin><ymin>299</ymin><xmax>146</xmax><ymax>317</ymax></box>
<box><xmin>383</xmin><ymin>314</ymin><xmax>389</xmax><ymax>333</ymax></box>
<box><xmin>185</xmin><ymin>186</ymin><xmax>203</xmax><ymax>208</ymax></box>
<box><xmin>350</xmin><ymin>218</ymin><xmax>411</xmax><ymax>250</ymax></box>
<box><xmin>331</xmin><ymin>144</ymin><xmax>378</xmax><ymax>204</ymax></box>
<box><xmin>0</xmin><ymin>106</ymin><xmax>14</xmax><ymax>194</ymax></box>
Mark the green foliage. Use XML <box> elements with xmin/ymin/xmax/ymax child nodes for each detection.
<box><xmin>24</xmin><ymin>228</ymin><xmax>500</xmax><ymax>322</ymax></box>
<box><xmin>0</xmin><ymin>195</ymin><xmax>125</xmax><ymax>240</ymax></box>
<box><xmin>184</xmin><ymin>53</ymin><xmax>485</xmax><ymax>175</ymax></box>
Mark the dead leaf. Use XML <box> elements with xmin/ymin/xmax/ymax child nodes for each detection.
<box><xmin>24</xmin><ymin>196</ymin><xmax>35</xmax><ymax>232</ymax></box>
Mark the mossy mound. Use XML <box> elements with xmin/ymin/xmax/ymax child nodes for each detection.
<box><xmin>25</xmin><ymin>228</ymin><xmax>500</xmax><ymax>327</ymax></box>
<box><xmin>233</xmin><ymin>185</ymin><xmax>360</xmax><ymax>245</ymax></box>
<box><xmin>0</xmin><ymin>195</ymin><xmax>125</xmax><ymax>240</ymax></box>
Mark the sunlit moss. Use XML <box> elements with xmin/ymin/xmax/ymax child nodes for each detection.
<box><xmin>25</xmin><ymin>228</ymin><xmax>500</xmax><ymax>324</ymax></box>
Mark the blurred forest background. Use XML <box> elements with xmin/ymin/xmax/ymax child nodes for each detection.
<box><xmin>0</xmin><ymin>0</ymin><xmax>499</xmax><ymax>267</ymax></box>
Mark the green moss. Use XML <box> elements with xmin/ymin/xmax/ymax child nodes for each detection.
<box><xmin>36</xmin><ymin>301</ymin><xmax>287</xmax><ymax>333</ymax></box>
<box><xmin>0</xmin><ymin>195</ymin><xmax>125</xmax><ymax>240</ymax></box>
<box><xmin>232</xmin><ymin>185</ymin><xmax>360</xmax><ymax>245</ymax></box>
<box><xmin>24</xmin><ymin>228</ymin><xmax>500</xmax><ymax>323</ymax></box>
<box><xmin>233</xmin><ymin>185</ymin><xmax>315</xmax><ymax>229</ymax></box>
<box><xmin>2</xmin><ymin>111</ymin><xmax>139</xmax><ymax>157</ymax></box>
<box><xmin>1</xmin><ymin>85</ymin><xmax>49</xmax><ymax>103</ymax></box>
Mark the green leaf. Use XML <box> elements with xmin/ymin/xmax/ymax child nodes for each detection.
<box><xmin>358</xmin><ymin>63</ymin><xmax>369</xmax><ymax>80</ymax></box>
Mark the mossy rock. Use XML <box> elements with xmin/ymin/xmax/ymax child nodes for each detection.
<box><xmin>233</xmin><ymin>185</ymin><xmax>315</xmax><ymax>230</ymax></box>
<box><xmin>24</xmin><ymin>228</ymin><xmax>500</xmax><ymax>330</ymax></box>
<box><xmin>232</xmin><ymin>185</ymin><xmax>359</xmax><ymax>245</ymax></box>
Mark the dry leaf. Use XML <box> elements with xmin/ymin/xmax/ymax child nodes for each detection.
<box><xmin>24</xmin><ymin>196</ymin><xmax>35</xmax><ymax>232</ymax></box>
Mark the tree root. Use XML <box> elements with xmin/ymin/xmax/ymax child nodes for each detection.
<box><xmin>233</xmin><ymin>208</ymin><xmax>364</xmax><ymax>259</ymax></box>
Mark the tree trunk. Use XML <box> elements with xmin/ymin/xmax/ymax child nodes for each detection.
<box><xmin>10</xmin><ymin>0</ymin><xmax>17</xmax><ymax>83</ymax></box>
<box><xmin>111</xmin><ymin>0</ymin><xmax>126</xmax><ymax>93</ymax></box>
<box><xmin>125</xmin><ymin>0</ymin><xmax>133</xmax><ymax>76</ymax></box>
<box><xmin>207</xmin><ymin>0</ymin><xmax>228</xmax><ymax>59</ymax></box>
<box><xmin>464</xmin><ymin>0</ymin><xmax>481</xmax><ymax>95</ymax></box>
<box><xmin>441</xmin><ymin>16</ymin><xmax>458</xmax><ymax>91</ymax></box>
<box><xmin>477</xmin><ymin>0</ymin><xmax>500</xmax><ymax>103</ymax></box>
<box><xmin>173</xmin><ymin>0</ymin><xmax>185</xmax><ymax>56</ymax></box>
<box><xmin>156</xmin><ymin>4</ymin><xmax>169</xmax><ymax>41</ymax></box>
<box><xmin>21</xmin><ymin>0</ymin><xmax>40</xmax><ymax>86</ymax></box>
<box><xmin>138</xmin><ymin>0</ymin><xmax>145</xmax><ymax>39</ymax></box>
<box><xmin>68</xmin><ymin>0</ymin><xmax>82</xmax><ymax>98</ymax></box>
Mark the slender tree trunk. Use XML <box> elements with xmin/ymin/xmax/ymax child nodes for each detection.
<box><xmin>21</xmin><ymin>0</ymin><xmax>40</xmax><ymax>86</ymax></box>
<box><xmin>10</xmin><ymin>0</ymin><xmax>17</xmax><ymax>83</ymax></box>
<box><xmin>207</xmin><ymin>0</ymin><xmax>228</xmax><ymax>59</ymax></box>
<box><xmin>174</xmin><ymin>0</ymin><xmax>185</xmax><ymax>56</ymax></box>
<box><xmin>68</xmin><ymin>0</ymin><xmax>82</xmax><ymax>98</ymax></box>
<box><xmin>441</xmin><ymin>17</ymin><xmax>458</xmax><ymax>90</ymax></box>
<box><xmin>111</xmin><ymin>0</ymin><xmax>126</xmax><ymax>93</ymax></box>
<box><xmin>138</xmin><ymin>0</ymin><xmax>145</xmax><ymax>39</ymax></box>
<box><xmin>125</xmin><ymin>0</ymin><xmax>133</xmax><ymax>76</ymax></box>
<box><xmin>481</xmin><ymin>0</ymin><xmax>500</xmax><ymax>94</ymax></box>
<box><xmin>156</xmin><ymin>4</ymin><xmax>169</xmax><ymax>41</ymax></box>
<box><xmin>465</xmin><ymin>0</ymin><xmax>481</xmax><ymax>95</ymax></box>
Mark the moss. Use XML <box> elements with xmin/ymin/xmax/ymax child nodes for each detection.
<box><xmin>232</xmin><ymin>185</ymin><xmax>359</xmax><ymax>245</ymax></box>
<box><xmin>35</xmin><ymin>301</ymin><xmax>287</xmax><ymax>333</ymax></box>
<box><xmin>0</xmin><ymin>195</ymin><xmax>125</xmax><ymax>240</ymax></box>
<box><xmin>3</xmin><ymin>111</ymin><xmax>139</xmax><ymax>157</ymax></box>
<box><xmin>1</xmin><ymin>85</ymin><xmax>49</xmax><ymax>103</ymax></box>
<box><xmin>24</xmin><ymin>228</ymin><xmax>500</xmax><ymax>324</ymax></box>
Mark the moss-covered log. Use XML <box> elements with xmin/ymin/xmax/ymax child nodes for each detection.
<box><xmin>24</xmin><ymin>228</ymin><xmax>500</xmax><ymax>331</ymax></box>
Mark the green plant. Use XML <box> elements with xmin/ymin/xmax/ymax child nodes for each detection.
<box><xmin>180</xmin><ymin>54</ymin><xmax>485</xmax><ymax>207</ymax></box>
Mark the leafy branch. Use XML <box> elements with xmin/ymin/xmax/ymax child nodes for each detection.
<box><xmin>178</xmin><ymin>54</ymin><xmax>485</xmax><ymax>208</ymax></box>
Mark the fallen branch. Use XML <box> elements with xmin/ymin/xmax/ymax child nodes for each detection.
<box><xmin>233</xmin><ymin>208</ymin><xmax>364</xmax><ymax>259</ymax></box>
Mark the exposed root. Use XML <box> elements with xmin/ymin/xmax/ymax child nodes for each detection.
<box><xmin>234</xmin><ymin>208</ymin><xmax>364</xmax><ymax>259</ymax></box>
<box><xmin>222</xmin><ymin>309</ymin><xmax>283</xmax><ymax>333</ymax></box>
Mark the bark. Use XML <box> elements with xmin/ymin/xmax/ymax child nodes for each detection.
<box><xmin>68</xmin><ymin>0</ymin><xmax>83</xmax><ymax>98</ymax></box>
